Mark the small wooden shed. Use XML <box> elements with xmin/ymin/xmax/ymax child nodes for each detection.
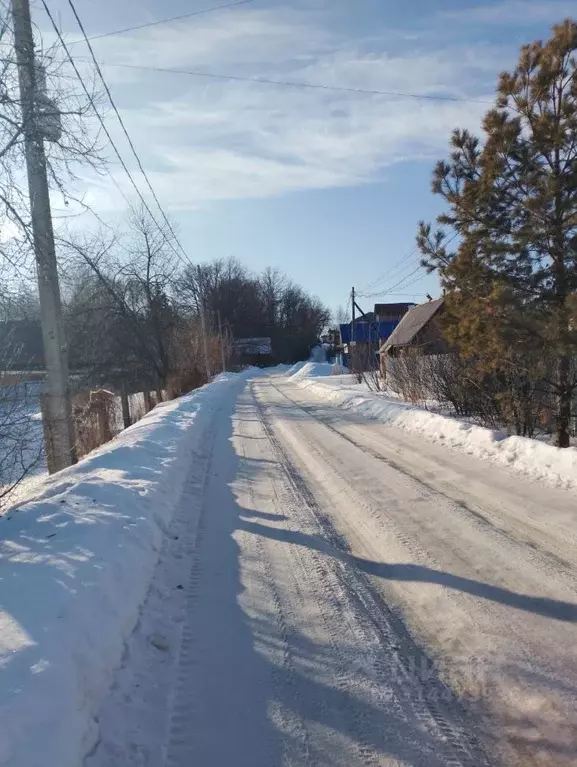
<box><xmin>378</xmin><ymin>297</ymin><xmax>448</xmax><ymax>376</ymax></box>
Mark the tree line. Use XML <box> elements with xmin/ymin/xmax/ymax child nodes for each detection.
<box><xmin>4</xmin><ymin>207</ymin><xmax>329</xmax><ymax>392</ymax></box>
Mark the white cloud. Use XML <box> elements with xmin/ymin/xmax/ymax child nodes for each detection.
<box><xmin>88</xmin><ymin>88</ymin><xmax>486</xmax><ymax>211</ymax></box>
<box><xmin>62</xmin><ymin>4</ymin><xmax>511</xmax><ymax>212</ymax></box>
<box><xmin>91</xmin><ymin>7</ymin><xmax>333</xmax><ymax>73</ymax></box>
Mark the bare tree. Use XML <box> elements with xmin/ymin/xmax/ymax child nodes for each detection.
<box><xmin>60</xmin><ymin>207</ymin><xmax>181</xmax><ymax>391</ymax></box>
<box><xmin>0</xmin><ymin>0</ymin><xmax>104</xmax><ymax>281</ymax></box>
<box><xmin>334</xmin><ymin>304</ymin><xmax>349</xmax><ymax>326</ymax></box>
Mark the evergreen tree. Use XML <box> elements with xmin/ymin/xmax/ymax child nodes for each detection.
<box><xmin>418</xmin><ymin>20</ymin><xmax>577</xmax><ymax>447</ymax></box>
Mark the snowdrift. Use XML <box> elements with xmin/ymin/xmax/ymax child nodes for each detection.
<box><xmin>289</xmin><ymin>362</ymin><xmax>340</xmax><ymax>380</ymax></box>
<box><xmin>0</xmin><ymin>372</ymin><xmax>250</xmax><ymax>767</ymax></box>
<box><xmin>286</xmin><ymin>360</ymin><xmax>307</xmax><ymax>377</ymax></box>
<box><xmin>297</xmin><ymin>378</ymin><xmax>577</xmax><ymax>491</ymax></box>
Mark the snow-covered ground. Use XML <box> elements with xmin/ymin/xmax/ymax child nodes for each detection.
<box><xmin>0</xmin><ymin>372</ymin><xmax>251</xmax><ymax>767</ymax></box>
<box><xmin>289</xmin><ymin>361</ymin><xmax>340</xmax><ymax>380</ymax></box>
<box><xmin>88</xmin><ymin>371</ymin><xmax>577</xmax><ymax>767</ymax></box>
<box><xmin>287</xmin><ymin>367</ymin><xmax>577</xmax><ymax>492</ymax></box>
<box><xmin>3</xmin><ymin>367</ymin><xmax>577</xmax><ymax>767</ymax></box>
<box><xmin>87</xmin><ymin>373</ymin><xmax>489</xmax><ymax>767</ymax></box>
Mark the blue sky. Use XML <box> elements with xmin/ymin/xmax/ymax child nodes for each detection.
<box><xmin>42</xmin><ymin>0</ymin><xmax>576</xmax><ymax>316</ymax></box>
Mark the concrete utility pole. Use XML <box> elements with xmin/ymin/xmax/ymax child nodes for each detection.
<box><xmin>11</xmin><ymin>0</ymin><xmax>76</xmax><ymax>473</ymax></box>
<box><xmin>217</xmin><ymin>310</ymin><xmax>226</xmax><ymax>373</ymax></box>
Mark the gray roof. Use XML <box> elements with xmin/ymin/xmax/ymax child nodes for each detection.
<box><xmin>379</xmin><ymin>297</ymin><xmax>444</xmax><ymax>352</ymax></box>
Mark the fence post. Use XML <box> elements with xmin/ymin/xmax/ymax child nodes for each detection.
<box><xmin>96</xmin><ymin>402</ymin><xmax>111</xmax><ymax>445</ymax></box>
<box><xmin>143</xmin><ymin>390</ymin><xmax>153</xmax><ymax>412</ymax></box>
<box><xmin>120</xmin><ymin>383</ymin><xmax>131</xmax><ymax>428</ymax></box>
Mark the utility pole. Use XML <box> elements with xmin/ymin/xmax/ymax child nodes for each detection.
<box><xmin>351</xmin><ymin>286</ymin><xmax>355</xmax><ymax>374</ymax></box>
<box><xmin>217</xmin><ymin>310</ymin><xmax>226</xmax><ymax>373</ymax></box>
<box><xmin>11</xmin><ymin>0</ymin><xmax>76</xmax><ymax>473</ymax></box>
<box><xmin>197</xmin><ymin>267</ymin><xmax>211</xmax><ymax>382</ymax></box>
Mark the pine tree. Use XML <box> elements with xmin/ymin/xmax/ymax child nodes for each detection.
<box><xmin>418</xmin><ymin>20</ymin><xmax>577</xmax><ymax>447</ymax></box>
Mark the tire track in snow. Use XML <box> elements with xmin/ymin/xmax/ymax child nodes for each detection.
<box><xmin>265</xmin><ymin>466</ymin><xmax>385</xmax><ymax>767</ymax></box>
<box><xmin>273</xmin><ymin>382</ymin><xmax>577</xmax><ymax>589</ymax></box>
<box><xmin>253</xmin><ymin>383</ymin><xmax>490</xmax><ymax>767</ymax></box>
<box><xmin>163</xmin><ymin>405</ymin><xmax>224</xmax><ymax>767</ymax></box>
<box><xmin>238</xmin><ymin>434</ymin><xmax>316</xmax><ymax>767</ymax></box>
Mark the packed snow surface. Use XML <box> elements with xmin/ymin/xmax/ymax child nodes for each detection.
<box><xmin>0</xmin><ymin>372</ymin><xmax>251</xmax><ymax>767</ymax></box>
<box><xmin>296</xmin><ymin>374</ymin><xmax>577</xmax><ymax>491</ymax></box>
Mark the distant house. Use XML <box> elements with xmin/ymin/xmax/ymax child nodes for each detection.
<box><xmin>339</xmin><ymin>302</ymin><xmax>414</xmax><ymax>370</ymax></box>
<box><xmin>378</xmin><ymin>297</ymin><xmax>448</xmax><ymax>375</ymax></box>
<box><xmin>233</xmin><ymin>337</ymin><xmax>273</xmax><ymax>367</ymax></box>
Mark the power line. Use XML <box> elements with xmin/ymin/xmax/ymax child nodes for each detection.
<box><xmin>40</xmin><ymin>0</ymin><xmax>191</xmax><ymax>270</ymax></box>
<box><xmin>366</xmin><ymin>263</ymin><xmax>424</xmax><ymax>298</ymax></box>
<box><xmin>371</xmin><ymin>275</ymin><xmax>428</xmax><ymax>299</ymax></box>
<box><xmin>361</xmin><ymin>232</ymin><xmax>460</xmax><ymax>299</ymax></box>
<box><xmin>373</xmin><ymin>293</ymin><xmax>426</xmax><ymax>297</ymax></box>
<box><xmin>360</xmin><ymin>231</ymin><xmax>459</xmax><ymax>296</ymax></box>
<box><xmin>63</xmin><ymin>0</ymin><xmax>190</xmax><ymax>264</ymax></box>
<box><xmin>66</xmin><ymin>0</ymin><xmax>255</xmax><ymax>46</ymax></box>
<box><xmin>359</xmin><ymin>249</ymin><xmax>421</xmax><ymax>294</ymax></box>
<box><xmin>88</xmin><ymin>60</ymin><xmax>494</xmax><ymax>105</ymax></box>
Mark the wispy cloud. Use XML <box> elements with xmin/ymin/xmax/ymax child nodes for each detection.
<box><xmin>61</xmin><ymin>4</ymin><xmax>511</xmax><ymax>212</ymax></box>
<box><xmin>91</xmin><ymin>7</ymin><xmax>333</xmax><ymax>74</ymax></box>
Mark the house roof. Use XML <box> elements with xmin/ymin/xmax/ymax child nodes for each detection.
<box><xmin>379</xmin><ymin>297</ymin><xmax>444</xmax><ymax>352</ymax></box>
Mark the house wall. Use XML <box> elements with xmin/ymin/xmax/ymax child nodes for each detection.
<box><xmin>412</xmin><ymin>316</ymin><xmax>452</xmax><ymax>354</ymax></box>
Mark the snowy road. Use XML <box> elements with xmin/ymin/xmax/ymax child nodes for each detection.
<box><xmin>89</xmin><ymin>373</ymin><xmax>577</xmax><ymax>767</ymax></box>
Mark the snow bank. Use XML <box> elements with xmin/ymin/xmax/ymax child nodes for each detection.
<box><xmin>286</xmin><ymin>361</ymin><xmax>307</xmax><ymax>377</ymax></box>
<box><xmin>0</xmin><ymin>372</ymin><xmax>250</xmax><ymax>767</ymax></box>
<box><xmin>290</xmin><ymin>361</ymin><xmax>340</xmax><ymax>380</ymax></box>
<box><xmin>298</xmin><ymin>378</ymin><xmax>577</xmax><ymax>491</ymax></box>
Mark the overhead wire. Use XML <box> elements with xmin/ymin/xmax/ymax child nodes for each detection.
<box><xmin>359</xmin><ymin>257</ymin><xmax>422</xmax><ymax>296</ymax></box>
<box><xmin>360</xmin><ymin>232</ymin><xmax>459</xmax><ymax>299</ymax></box>
<box><xmin>40</xmin><ymin>0</ymin><xmax>193</xmax><ymax>272</ymax></box>
<box><xmin>85</xmin><ymin>60</ymin><xmax>494</xmax><ymax>106</ymax></box>
<box><xmin>367</xmin><ymin>263</ymin><xmax>424</xmax><ymax>298</ymax></box>
<box><xmin>359</xmin><ymin>245</ymin><xmax>420</xmax><ymax>293</ymax></box>
<box><xmin>66</xmin><ymin>0</ymin><xmax>255</xmax><ymax>45</ymax></box>
<box><xmin>64</xmin><ymin>0</ymin><xmax>190</xmax><ymax>263</ymax></box>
